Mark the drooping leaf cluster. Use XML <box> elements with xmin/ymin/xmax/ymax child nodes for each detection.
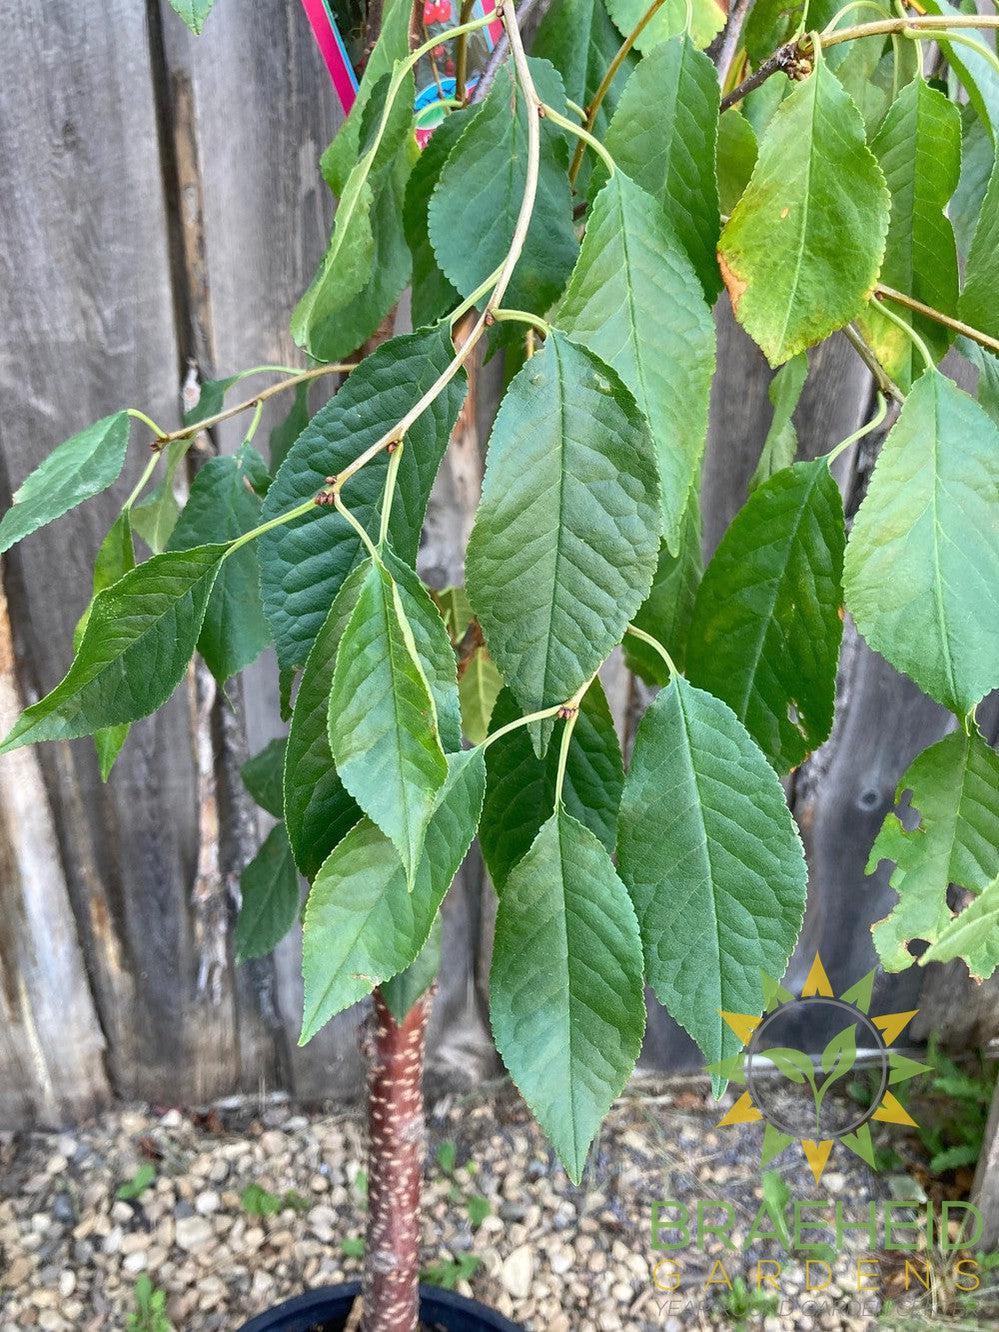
<box><xmin>5</xmin><ymin>0</ymin><xmax>999</xmax><ymax>1181</ymax></box>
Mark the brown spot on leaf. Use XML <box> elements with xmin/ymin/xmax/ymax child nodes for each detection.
<box><xmin>718</xmin><ymin>251</ymin><xmax>747</xmax><ymax>313</ymax></box>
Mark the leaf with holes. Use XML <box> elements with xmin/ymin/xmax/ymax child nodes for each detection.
<box><xmin>718</xmin><ymin>51</ymin><xmax>889</xmax><ymax>366</ymax></box>
<box><xmin>259</xmin><ymin>325</ymin><xmax>466</xmax><ymax>669</ymax></box>
<box><xmin>0</xmin><ymin>545</ymin><xmax>226</xmax><ymax>752</ymax></box>
<box><xmin>168</xmin><ymin>453</ymin><xmax>271</xmax><ymax>682</ymax></box>
<box><xmin>328</xmin><ymin>557</ymin><xmax>448</xmax><ymax>884</ymax></box>
<box><xmin>555</xmin><ymin>172</ymin><xmax>713</xmax><ymax>551</ymax></box>
<box><xmin>480</xmin><ymin>682</ymin><xmax>623</xmax><ymax>890</ymax></box>
<box><xmin>0</xmin><ymin>412</ymin><xmax>130</xmax><ymax>556</ymax></box>
<box><xmin>616</xmin><ymin>677</ymin><xmax>807</xmax><ymax>1081</ymax></box>
<box><xmin>868</xmin><ymin>728</ymin><xmax>999</xmax><ymax>971</ymax></box>
<box><xmin>843</xmin><ymin>370</ymin><xmax>999</xmax><ymax>717</ymax></box>
<box><xmin>466</xmin><ymin>332</ymin><xmax>659</xmax><ymax>745</ymax></box>
<box><xmin>490</xmin><ymin>809</ymin><xmax>645</xmax><ymax>1183</ymax></box>
<box><xmin>300</xmin><ymin>748</ymin><xmax>485</xmax><ymax>1041</ymax></box>
<box><xmin>236</xmin><ymin>823</ymin><xmax>301</xmax><ymax>963</ymax></box>
<box><xmin>856</xmin><ymin>78</ymin><xmax>961</xmax><ymax>391</ymax></box>
<box><xmin>920</xmin><ymin>872</ymin><xmax>999</xmax><ymax>981</ymax></box>
<box><xmin>428</xmin><ymin>59</ymin><xmax>578</xmax><ymax>318</ymax></box>
<box><xmin>594</xmin><ymin>38</ymin><xmax>721</xmax><ymax>301</ymax></box>
<box><xmin>686</xmin><ymin>460</ymin><xmax>845</xmax><ymax>773</ymax></box>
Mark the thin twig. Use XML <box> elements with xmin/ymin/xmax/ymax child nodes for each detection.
<box><xmin>875</xmin><ymin>285</ymin><xmax>999</xmax><ymax>359</ymax></box>
<box><xmin>568</xmin><ymin>0</ymin><xmax>669</xmax><ymax>186</ymax></box>
<box><xmin>472</xmin><ymin>0</ymin><xmax>552</xmax><ymax>102</ymax></box>
<box><xmin>150</xmin><ymin>363</ymin><xmax>357</xmax><ymax>446</ymax></box>
<box><xmin>719</xmin><ymin>40</ymin><xmax>804</xmax><ymax>110</ymax></box>
<box><xmin>842</xmin><ymin>324</ymin><xmax>905</xmax><ymax>404</ymax></box>
<box><xmin>715</xmin><ymin>0</ymin><xmax>754</xmax><ymax>85</ymax></box>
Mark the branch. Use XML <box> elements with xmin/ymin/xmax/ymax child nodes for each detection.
<box><xmin>472</xmin><ymin>0</ymin><xmax>552</xmax><ymax>103</ymax></box>
<box><xmin>875</xmin><ymin>285</ymin><xmax>999</xmax><ymax>360</ymax></box>
<box><xmin>842</xmin><ymin>324</ymin><xmax>905</xmax><ymax>405</ymax></box>
<box><xmin>721</xmin><ymin>14</ymin><xmax>999</xmax><ymax>109</ymax></box>
<box><xmin>715</xmin><ymin>0</ymin><xmax>754</xmax><ymax>86</ymax></box>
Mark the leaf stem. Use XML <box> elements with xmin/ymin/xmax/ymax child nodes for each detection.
<box><xmin>448</xmin><ymin>265</ymin><xmax>504</xmax><ymax>327</ymax></box>
<box><xmin>126</xmin><ymin>408</ymin><xmax>169</xmax><ymax>440</ymax></box>
<box><xmin>545</xmin><ymin>102</ymin><xmax>617</xmax><ymax>180</ymax></box>
<box><xmin>336</xmin><ymin>493</ymin><xmax>380</xmax><ymax>562</ymax></box>
<box><xmin>224</xmin><ymin>497</ymin><xmax>318</xmax><ymax>558</ymax></box>
<box><xmin>123</xmin><ymin>453</ymin><xmax>162</xmax><ymax>510</ymax></box>
<box><xmin>568</xmin><ymin>0</ymin><xmax>669</xmax><ymax>187</ymax></box>
<box><xmin>553</xmin><ymin>705</ymin><xmax>580</xmax><ymax>808</ymax></box>
<box><xmin>454</xmin><ymin>0</ymin><xmax>479</xmax><ymax>102</ymax></box>
<box><xmin>871</xmin><ymin>292</ymin><xmax>935</xmax><ymax>373</ymax></box>
<box><xmin>625</xmin><ymin>624</ymin><xmax>679</xmax><ymax>679</ymax></box>
<box><xmin>823</xmin><ymin>392</ymin><xmax>889</xmax><ymax>466</ymax></box>
<box><xmin>480</xmin><ymin>702</ymin><xmax>568</xmax><ymax>750</ymax></box>
<box><xmin>874</xmin><ymin>285</ymin><xmax>999</xmax><ymax>358</ymax></box>
<box><xmin>491</xmin><ymin>308</ymin><xmax>552</xmax><ymax>336</ymax></box>
<box><xmin>842</xmin><ymin>323</ymin><xmax>905</xmax><ymax>404</ymax></box>
<box><xmin>243</xmin><ymin>399</ymin><xmax>265</xmax><ymax>446</ymax></box>
<box><xmin>378</xmin><ymin>440</ymin><xmax>405</xmax><ymax>546</ymax></box>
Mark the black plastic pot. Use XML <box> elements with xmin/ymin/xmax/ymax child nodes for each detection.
<box><xmin>237</xmin><ymin>1280</ymin><xmax>526</xmax><ymax>1332</ymax></box>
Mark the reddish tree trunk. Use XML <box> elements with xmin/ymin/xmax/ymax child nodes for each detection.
<box><xmin>362</xmin><ymin>987</ymin><xmax>432</xmax><ymax>1332</ymax></box>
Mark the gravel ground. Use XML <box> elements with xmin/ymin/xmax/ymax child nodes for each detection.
<box><xmin>0</xmin><ymin>1079</ymin><xmax>991</xmax><ymax>1331</ymax></box>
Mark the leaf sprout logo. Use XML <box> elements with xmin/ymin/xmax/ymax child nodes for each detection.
<box><xmin>710</xmin><ymin>955</ymin><xmax>930</xmax><ymax>1186</ymax></box>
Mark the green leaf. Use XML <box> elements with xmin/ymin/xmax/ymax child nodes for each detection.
<box><xmin>241</xmin><ymin>737</ymin><xmax>287</xmax><ymax>819</ymax></box>
<box><xmin>532</xmin><ymin>0</ymin><xmax>637</xmax><ymax>190</ymax></box>
<box><xmin>0</xmin><ymin>412</ymin><xmax>130</xmax><ymax>555</ymax></box>
<box><xmin>74</xmin><ymin>511</ymin><xmax>137</xmax><ymax>780</ymax></box>
<box><xmin>686</xmin><ymin>460</ymin><xmax>845</xmax><ymax>773</ymax></box>
<box><xmin>130</xmin><ymin>440</ymin><xmax>190</xmax><ymax>555</ymax></box>
<box><xmin>383</xmin><ymin>548</ymin><xmax>462</xmax><ymax>755</ymax></box>
<box><xmin>380</xmin><ymin>919</ymin><xmax>442</xmax><ymax>1022</ymax></box>
<box><xmin>766</xmin><ymin>1047</ymin><xmax>816</xmax><ymax>1086</ymax></box>
<box><xmin>743</xmin><ymin>0</ymin><xmax>807</xmax><ymax>66</ymax></box>
<box><xmin>718</xmin><ymin>52</ymin><xmax>889</xmax><ymax>366</ymax></box>
<box><xmin>748</xmin><ymin>353</ymin><xmax>807</xmax><ymax>491</ymax></box>
<box><xmin>294</xmin><ymin>72</ymin><xmax>414</xmax><ymax>362</ymax></box>
<box><xmin>480</xmin><ymin>681</ymin><xmax>623</xmax><ymax>890</ymax></box>
<box><xmin>490</xmin><ymin>809</ymin><xmax>646</xmax><ymax>1183</ymax></box>
<box><xmin>167</xmin><ymin>455</ymin><xmax>271</xmax><ymax>682</ymax></box>
<box><xmin>328</xmin><ymin>558</ymin><xmax>448</xmax><ymax>883</ymax></box>
<box><xmin>716</xmin><ymin>108</ymin><xmax>758</xmax><ymax>217</ymax></box>
<box><xmin>960</xmin><ymin>158</ymin><xmax>999</xmax><ymax>343</ymax></box>
<box><xmin>466</xmin><ymin>332</ymin><xmax>660</xmax><ymax>739</ymax></box>
<box><xmin>868</xmin><ymin>728</ymin><xmax>999</xmax><ymax>971</ymax></box>
<box><xmin>556</xmin><ymin>172</ymin><xmax>714</xmax><ymax>550</ymax></box>
<box><xmin>957</xmin><ymin>337</ymin><xmax>999</xmax><ymax>428</ymax></box>
<box><xmin>623</xmin><ymin>494</ymin><xmax>702</xmax><ymax>686</ymax></box>
<box><xmin>458</xmin><ymin>645</ymin><xmax>503</xmax><ymax>746</ymax></box>
<box><xmin>0</xmin><ymin>544</ymin><xmax>226</xmax><ymax>752</ymax></box>
<box><xmin>268</xmin><ymin>383</ymin><xmax>311</xmax><ymax>475</ymax></box>
<box><xmin>168</xmin><ymin>0</ymin><xmax>216</xmax><ymax>35</ymax></box>
<box><xmin>616</xmin><ymin>677</ymin><xmax>807</xmax><ymax>1080</ymax></box>
<box><xmin>921</xmin><ymin>872</ymin><xmax>999</xmax><ymax>982</ymax></box>
<box><xmin>403</xmin><ymin>107</ymin><xmax>473</xmax><ymax>327</ymax></box>
<box><xmin>300</xmin><ymin>748</ymin><xmax>485</xmax><ymax>1041</ymax></box>
<box><xmin>321</xmin><ymin>0</ymin><xmax>412</xmax><ymax>197</ymax></box>
<box><xmin>918</xmin><ymin>0</ymin><xmax>999</xmax><ymax>140</ymax></box>
<box><xmin>235</xmin><ymin>823</ymin><xmax>301</xmax><ymax>962</ymax></box>
<box><xmin>117</xmin><ymin>1163</ymin><xmax>156</xmax><ymax>1200</ymax></box>
<box><xmin>843</xmin><ymin>369</ymin><xmax>999</xmax><ymax>717</ymax></box>
<box><xmin>596</xmin><ymin>38</ymin><xmax>722</xmax><ymax>302</ymax></box>
<box><xmin>819</xmin><ymin>1024</ymin><xmax>856</xmax><ymax>1084</ymax></box>
<box><xmin>432</xmin><ymin>585</ymin><xmax>474</xmax><ymax>643</ymax></box>
<box><xmin>855</xmin><ymin>78</ymin><xmax>961</xmax><ymax>392</ymax></box>
<box><xmin>428</xmin><ymin>59</ymin><xmax>578</xmax><ymax>318</ymax></box>
<box><xmin>605</xmin><ymin>0</ymin><xmax>725</xmax><ymax>53</ymax></box>
<box><xmin>284</xmin><ymin>565</ymin><xmax>367</xmax><ymax>880</ymax></box>
<box><xmin>259</xmin><ymin>324</ymin><xmax>466</xmax><ymax>668</ymax></box>
<box><xmin>951</xmin><ymin>109</ymin><xmax>993</xmax><ymax>261</ymax></box>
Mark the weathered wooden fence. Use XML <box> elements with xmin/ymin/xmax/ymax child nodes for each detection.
<box><xmin>0</xmin><ymin>0</ymin><xmax>996</xmax><ymax>1130</ymax></box>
